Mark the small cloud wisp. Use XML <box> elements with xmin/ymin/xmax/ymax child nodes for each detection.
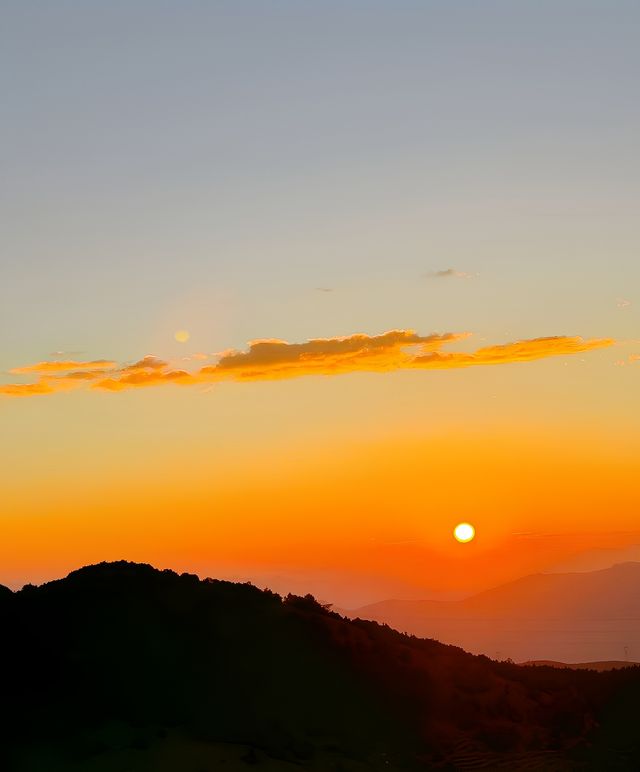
<box><xmin>427</xmin><ymin>269</ymin><xmax>473</xmax><ymax>279</ymax></box>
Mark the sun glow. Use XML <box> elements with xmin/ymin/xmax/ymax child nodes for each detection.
<box><xmin>454</xmin><ymin>522</ymin><xmax>475</xmax><ymax>543</ymax></box>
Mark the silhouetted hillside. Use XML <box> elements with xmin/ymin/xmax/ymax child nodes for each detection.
<box><xmin>1</xmin><ymin>562</ymin><xmax>640</xmax><ymax>770</ymax></box>
<box><xmin>522</xmin><ymin>661</ymin><xmax>640</xmax><ymax>672</ymax></box>
<box><xmin>348</xmin><ymin>563</ymin><xmax>640</xmax><ymax>662</ymax></box>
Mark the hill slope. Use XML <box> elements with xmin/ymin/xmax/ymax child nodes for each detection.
<box><xmin>348</xmin><ymin>563</ymin><xmax>640</xmax><ymax>663</ymax></box>
<box><xmin>1</xmin><ymin>561</ymin><xmax>640</xmax><ymax>770</ymax></box>
<box><xmin>522</xmin><ymin>661</ymin><xmax>640</xmax><ymax>672</ymax></box>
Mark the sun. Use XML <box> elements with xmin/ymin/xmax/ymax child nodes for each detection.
<box><xmin>454</xmin><ymin>522</ymin><xmax>475</xmax><ymax>543</ymax></box>
<box><xmin>174</xmin><ymin>330</ymin><xmax>190</xmax><ymax>343</ymax></box>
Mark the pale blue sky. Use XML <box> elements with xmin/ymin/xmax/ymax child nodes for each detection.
<box><xmin>1</xmin><ymin>0</ymin><xmax>639</xmax><ymax>370</ymax></box>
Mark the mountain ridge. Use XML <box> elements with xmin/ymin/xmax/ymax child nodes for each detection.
<box><xmin>344</xmin><ymin>562</ymin><xmax>640</xmax><ymax>663</ymax></box>
<box><xmin>3</xmin><ymin>560</ymin><xmax>640</xmax><ymax>770</ymax></box>
<box><xmin>349</xmin><ymin>561</ymin><xmax>640</xmax><ymax>611</ymax></box>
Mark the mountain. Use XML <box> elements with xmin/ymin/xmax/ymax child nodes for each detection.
<box><xmin>522</xmin><ymin>661</ymin><xmax>640</xmax><ymax>672</ymax></box>
<box><xmin>346</xmin><ymin>563</ymin><xmax>640</xmax><ymax>663</ymax></box>
<box><xmin>545</xmin><ymin>546</ymin><xmax>640</xmax><ymax>574</ymax></box>
<box><xmin>1</xmin><ymin>561</ymin><xmax>640</xmax><ymax>771</ymax></box>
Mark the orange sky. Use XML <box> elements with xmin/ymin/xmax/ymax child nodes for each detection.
<box><xmin>2</xmin><ymin>2</ymin><xmax>640</xmax><ymax>606</ymax></box>
<box><xmin>3</xmin><ymin>402</ymin><xmax>639</xmax><ymax>603</ymax></box>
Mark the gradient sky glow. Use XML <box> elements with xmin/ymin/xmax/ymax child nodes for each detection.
<box><xmin>2</xmin><ymin>1</ymin><xmax>639</xmax><ymax>604</ymax></box>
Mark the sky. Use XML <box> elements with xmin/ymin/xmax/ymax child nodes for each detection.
<box><xmin>1</xmin><ymin>1</ymin><xmax>639</xmax><ymax>605</ymax></box>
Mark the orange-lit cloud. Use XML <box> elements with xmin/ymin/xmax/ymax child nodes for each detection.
<box><xmin>412</xmin><ymin>336</ymin><xmax>613</xmax><ymax>369</ymax></box>
<box><xmin>9</xmin><ymin>359</ymin><xmax>116</xmax><ymax>375</ymax></box>
<box><xmin>616</xmin><ymin>353</ymin><xmax>640</xmax><ymax>366</ymax></box>
<box><xmin>119</xmin><ymin>355</ymin><xmax>169</xmax><ymax>373</ymax></box>
<box><xmin>206</xmin><ymin>330</ymin><xmax>468</xmax><ymax>381</ymax></box>
<box><xmin>1</xmin><ymin>329</ymin><xmax>615</xmax><ymax>398</ymax></box>
<box><xmin>96</xmin><ymin>368</ymin><xmax>194</xmax><ymax>392</ymax></box>
<box><xmin>0</xmin><ymin>381</ymin><xmax>56</xmax><ymax>397</ymax></box>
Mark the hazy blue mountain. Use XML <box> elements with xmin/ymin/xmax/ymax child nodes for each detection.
<box><xmin>347</xmin><ymin>563</ymin><xmax>640</xmax><ymax>663</ymax></box>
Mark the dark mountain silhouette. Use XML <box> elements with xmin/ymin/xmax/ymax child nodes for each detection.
<box><xmin>1</xmin><ymin>562</ymin><xmax>640</xmax><ymax>770</ymax></box>
<box><xmin>522</xmin><ymin>661</ymin><xmax>640</xmax><ymax>672</ymax></box>
<box><xmin>346</xmin><ymin>562</ymin><xmax>640</xmax><ymax>663</ymax></box>
<box><xmin>0</xmin><ymin>582</ymin><xmax>12</xmax><ymax>602</ymax></box>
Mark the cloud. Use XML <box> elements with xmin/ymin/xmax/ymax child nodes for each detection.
<box><xmin>0</xmin><ymin>369</ymin><xmax>108</xmax><ymax>397</ymax></box>
<box><xmin>1</xmin><ymin>329</ymin><xmax>615</xmax><ymax>398</ymax></box>
<box><xmin>205</xmin><ymin>330</ymin><xmax>468</xmax><ymax>382</ymax></box>
<box><xmin>614</xmin><ymin>353</ymin><xmax>640</xmax><ymax>367</ymax></box>
<box><xmin>411</xmin><ymin>336</ymin><xmax>613</xmax><ymax>370</ymax></box>
<box><xmin>9</xmin><ymin>359</ymin><xmax>116</xmax><ymax>375</ymax></box>
<box><xmin>616</xmin><ymin>298</ymin><xmax>631</xmax><ymax>309</ymax></box>
<box><xmin>427</xmin><ymin>269</ymin><xmax>472</xmax><ymax>279</ymax></box>
<box><xmin>0</xmin><ymin>381</ymin><xmax>56</xmax><ymax>397</ymax></box>
<box><xmin>91</xmin><ymin>354</ymin><xmax>196</xmax><ymax>391</ymax></box>
<box><xmin>95</xmin><ymin>368</ymin><xmax>194</xmax><ymax>392</ymax></box>
<box><xmin>118</xmin><ymin>356</ymin><xmax>169</xmax><ymax>373</ymax></box>
<box><xmin>188</xmin><ymin>353</ymin><xmax>210</xmax><ymax>361</ymax></box>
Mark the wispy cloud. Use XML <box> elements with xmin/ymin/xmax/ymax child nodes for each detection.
<box><xmin>427</xmin><ymin>268</ymin><xmax>473</xmax><ymax>279</ymax></box>
<box><xmin>411</xmin><ymin>336</ymin><xmax>612</xmax><ymax>369</ymax></box>
<box><xmin>1</xmin><ymin>329</ymin><xmax>615</xmax><ymax>398</ymax></box>
<box><xmin>615</xmin><ymin>353</ymin><xmax>640</xmax><ymax>367</ymax></box>
<box><xmin>9</xmin><ymin>359</ymin><xmax>116</xmax><ymax>375</ymax></box>
<box><xmin>0</xmin><ymin>381</ymin><xmax>57</xmax><ymax>397</ymax></box>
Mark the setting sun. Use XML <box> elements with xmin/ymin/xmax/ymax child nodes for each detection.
<box><xmin>454</xmin><ymin>523</ymin><xmax>476</xmax><ymax>543</ymax></box>
<box><xmin>2</xmin><ymin>3</ymin><xmax>640</xmax><ymax>767</ymax></box>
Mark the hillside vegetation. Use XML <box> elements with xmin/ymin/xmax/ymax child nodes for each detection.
<box><xmin>1</xmin><ymin>562</ymin><xmax>639</xmax><ymax>770</ymax></box>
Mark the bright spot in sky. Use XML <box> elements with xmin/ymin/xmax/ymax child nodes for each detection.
<box><xmin>174</xmin><ymin>330</ymin><xmax>190</xmax><ymax>343</ymax></box>
<box><xmin>454</xmin><ymin>522</ymin><xmax>475</xmax><ymax>543</ymax></box>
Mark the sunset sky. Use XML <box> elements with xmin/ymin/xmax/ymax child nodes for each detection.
<box><xmin>2</xmin><ymin>1</ymin><xmax>639</xmax><ymax>605</ymax></box>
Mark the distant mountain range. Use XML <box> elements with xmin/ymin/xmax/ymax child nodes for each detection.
<box><xmin>345</xmin><ymin>562</ymin><xmax>640</xmax><ymax>663</ymax></box>
<box><xmin>545</xmin><ymin>545</ymin><xmax>640</xmax><ymax>574</ymax></box>
<box><xmin>522</xmin><ymin>661</ymin><xmax>639</xmax><ymax>672</ymax></box>
<box><xmin>2</xmin><ymin>561</ymin><xmax>640</xmax><ymax>770</ymax></box>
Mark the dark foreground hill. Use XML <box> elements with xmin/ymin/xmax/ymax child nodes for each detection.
<box><xmin>1</xmin><ymin>562</ymin><xmax>640</xmax><ymax>771</ymax></box>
